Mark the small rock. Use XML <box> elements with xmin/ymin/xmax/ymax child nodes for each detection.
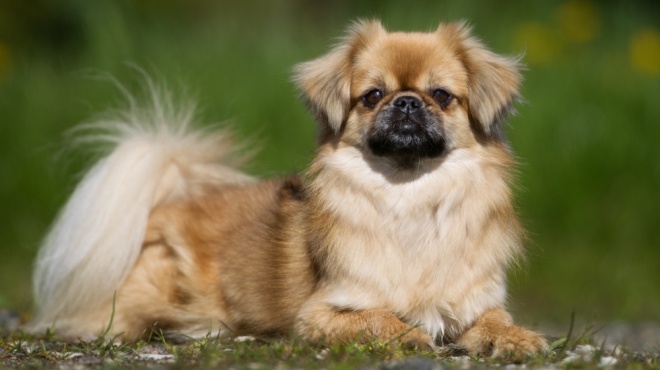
<box><xmin>562</xmin><ymin>344</ymin><xmax>599</xmax><ymax>365</ymax></box>
<box><xmin>574</xmin><ymin>344</ymin><xmax>596</xmax><ymax>356</ymax></box>
<box><xmin>561</xmin><ymin>352</ymin><xmax>582</xmax><ymax>365</ymax></box>
<box><xmin>315</xmin><ymin>348</ymin><xmax>330</xmax><ymax>360</ymax></box>
<box><xmin>139</xmin><ymin>353</ymin><xmax>175</xmax><ymax>362</ymax></box>
<box><xmin>57</xmin><ymin>352</ymin><xmax>84</xmax><ymax>359</ymax></box>
<box><xmin>598</xmin><ymin>356</ymin><xmax>617</xmax><ymax>367</ymax></box>
<box><xmin>234</xmin><ymin>335</ymin><xmax>256</xmax><ymax>343</ymax></box>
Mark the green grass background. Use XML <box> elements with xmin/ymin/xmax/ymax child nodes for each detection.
<box><xmin>0</xmin><ymin>0</ymin><xmax>658</xmax><ymax>328</ymax></box>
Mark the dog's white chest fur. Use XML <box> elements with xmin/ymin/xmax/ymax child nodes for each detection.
<box><xmin>315</xmin><ymin>146</ymin><xmax>514</xmax><ymax>339</ymax></box>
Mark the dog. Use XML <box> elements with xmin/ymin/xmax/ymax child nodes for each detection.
<box><xmin>27</xmin><ymin>20</ymin><xmax>548</xmax><ymax>357</ymax></box>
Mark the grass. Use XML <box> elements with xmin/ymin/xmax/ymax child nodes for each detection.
<box><xmin>2</xmin><ymin>303</ymin><xmax>658</xmax><ymax>368</ymax></box>
<box><xmin>1</xmin><ymin>327</ymin><xmax>659</xmax><ymax>369</ymax></box>
<box><xmin>0</xmin><ymin>0</ymin><xmax>659</xmax><ymax>345</ymax></box>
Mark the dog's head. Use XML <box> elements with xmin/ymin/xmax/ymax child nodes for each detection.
<box><xmin>294</xmin><ymin>20</ymin><xmax>521</xmax><ymax>168</ymax></box>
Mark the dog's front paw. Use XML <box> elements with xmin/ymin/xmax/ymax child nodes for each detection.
<box><xmin>396</xmin><ymin>327</ymin><xmax>435</xmax><ymax>351</ymax></box>
<box><xmin>456</xmin><ymin>308</ymin><xmax>548</xmax><ymax>359</ymax></box>
<box><xmin>492</xmin><ymin>325</ymin><xmax>548</xmax><ymax>359</ymax></box>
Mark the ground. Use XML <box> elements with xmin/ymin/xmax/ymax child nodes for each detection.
<box><xmin>1</xmin><ymin>310</ymin><xmax>659</xmax><ymax>369</ymax></box>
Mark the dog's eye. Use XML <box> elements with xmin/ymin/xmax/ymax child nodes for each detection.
<box><xmin>362</xmin><ymin>89</ymin><xmax>383</xmax><ymax>108</ymax></box>
<box><xmin>432</xmin><ymin>89</ymin><xmax>453</xmax><ymax>108</ymax></box>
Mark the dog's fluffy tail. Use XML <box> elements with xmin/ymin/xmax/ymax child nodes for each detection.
<box><xmin>28</xmin><ymin>88</ymin><xmax>253</xmax><ymax>333</ymax></box>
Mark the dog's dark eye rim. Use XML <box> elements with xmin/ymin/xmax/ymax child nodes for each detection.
<box><xmin>432</xmin><ymin>88</ymin><xmax>453</xmax><ymax>107</ymax></box>
<box><xmin>362</xmin><ymin>89</ymin><xmax>384</xmax><ymax>108</ymax></box>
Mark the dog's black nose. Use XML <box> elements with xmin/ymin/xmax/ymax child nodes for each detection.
<box><xmin>393</xmin><ymin>96</ymin><xmax>422</xmax><ymax>114</ymax></box>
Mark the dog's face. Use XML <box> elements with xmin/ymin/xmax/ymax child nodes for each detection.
<box><xmin>295</xmin><ymin>20</ymin><xmax>521</xmax><ymax>168</ymax></box>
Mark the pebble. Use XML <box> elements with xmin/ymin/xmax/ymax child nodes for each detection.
<box><xmin>561</xmin><ymin>344</ymin><xmax>596</xmax><ymax>364</ymax></box>
<box><xmin>234</xmin><ymin>335</ymin><xmax>256</xmax><ymax>343</ymax></box>
<box><xmin>314</xmin><ymin>348</ymin><xmax>330</xmax><ymax>360</ymax></box>
<box><xmin>598</xmin><ymin>356</ymin><xmax>618</xmax><ymax>367</ymax></box>
<box><xmin>56</xmin><ymin>352</ymin><xmax>84</xmax><ymax>359</ymax></box>
<box><xmin>138</xmin><ymin>353</ymin><xmax>175</xmax><ymax>362</ymax></box>
<box><xmin>560</xmin><ymin>344</ymin><xmax>620</xmax><ymax>367</ymax></box>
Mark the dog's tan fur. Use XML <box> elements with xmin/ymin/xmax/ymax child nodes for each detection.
<box><xmin>28</xmin><ymin>20</ymin><xmax>547</xmax><ymax>357</ymax></box>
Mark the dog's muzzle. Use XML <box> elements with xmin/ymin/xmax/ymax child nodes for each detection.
<box><xmin>367</xmin><ymin>95</ymin><xmax>446</xmax><ymax>162</ymax></box>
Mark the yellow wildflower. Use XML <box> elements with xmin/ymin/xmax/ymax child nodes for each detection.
<box><xmin>557</xmin><ymin>0</ymin><xmax>601</xmax><ymax>44</ymax></box>
<box><xmin>630</xmin><ymin>28</ymin><xmax>660</xmax><ymax>76</ymax></box>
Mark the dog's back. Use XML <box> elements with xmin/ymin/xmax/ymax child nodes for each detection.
<box><xmin>27</xmin><ymin>92</ymin><xmax>258</xmax><ymax>338</ymax></box>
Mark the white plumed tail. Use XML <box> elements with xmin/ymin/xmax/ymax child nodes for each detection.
<box><xmin>28</xmin><ymin>87</ymin><xmax>253</xmax><ymax>332</ymax></box>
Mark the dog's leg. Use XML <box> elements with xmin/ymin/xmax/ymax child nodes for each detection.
<box><xmin>456</xmin><ymin>307</ymin><xmax>548</xmax><ymax>358</ymax></box>
<box><xmin>295</xmin><ymin>300</ymin><xmax>434</xmax><ymax>349</ymax></box>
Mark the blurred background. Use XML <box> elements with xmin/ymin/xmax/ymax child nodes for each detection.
<box><xmin>0</xmin><ymin>0</ymin><xmax>658</xmax><ymax>331</ymax></box>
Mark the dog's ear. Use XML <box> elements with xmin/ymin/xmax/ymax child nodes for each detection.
<box><xmin>441</xmin><ymin>22</ymin><xmax>522</xmax><ymax>138</ymax></box>
<box><xmin>294</xmin><ymin>19</ymin><xmax>385</xmax><ymax>135</ymax></box>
